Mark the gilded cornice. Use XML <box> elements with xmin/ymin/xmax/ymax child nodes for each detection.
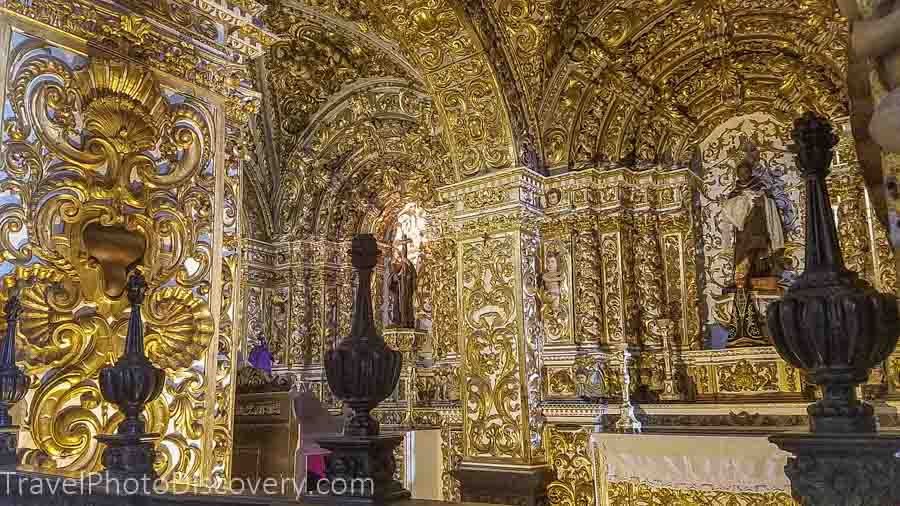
<box><xmin>438</xmin><ymin>166</ymin><xmax>545</xmax><ymax>221</ymax></box>
<box><xmin>540</xmin><ymin>166</ymin><xmax>694</xmax><ymax>215</ymax></box>
<box><xmin>0</xmin><ymin>0</ymin><xmax>277</xmax><ymax>104</ymax></box>
<box><xmin>430</xmin><ymin>164</ymin><xmax>695</xmax><ymax>241</ymax></box>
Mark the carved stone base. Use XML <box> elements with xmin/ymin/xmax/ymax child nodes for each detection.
<box><xmin>306</xmin><ymin>434</ymin><xmax>410</xmax><ymax>505</ymax></box>
<box><xmin>769</xmin><ymin>431</ymin><xmax>900</xmax><ymax>506</ymax></box>
<box><xmin>454</xmin><ymin>462</ymin><xmax>552</xmax><ymax>506</ymax></box>
<box><xmin>0</xmin><ymin>425</ymin><xmax>18</xmax><ymax>467</ymax></box>
<box><xmin>96</xmin><ymin>432</ymin><xmax>160</xmax><ymax>479</ymax></box>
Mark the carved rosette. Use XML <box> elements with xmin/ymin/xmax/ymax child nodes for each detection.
<box><xmin>767</xmin><ymin>112</ymin><xmax>900</xmax><ymax>433</ymax></box>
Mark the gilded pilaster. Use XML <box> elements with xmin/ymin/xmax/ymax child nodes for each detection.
<box><xmin>0</xmin><ymin>0</ymin><xmax>275</xmax><ymax>483</ymax></box>
<box><xmin>598</xmin><ymin>212</ymin><xmax>632</xmax><ymax>345</ymax></box>
<box><xmin>573</xmin><ymin>216</ymin><xmax>604</xmax><ymax>346</ymax></box>
<box><xmin>438</xmin><ymin>167</ymin><xmax>550</xmax><ymax>503</ymax></box>
<box><xmin>423</xmin><ymin>235</ymin><xmax>460</xmax><ymax>360</ymax></box>
<box><xmin>441</xmin><ymin>425</ymin><xmax>463</xmax><ymax>501</ymax></box>
<box><xmin>210</xmin><ymin>116</ymin><xmax>254</xmax><ymax>483</ymax></box>
<box><xmin>633</xmin><ymin>212</ymin><xmax>664</xmax><ymax>349</ymax></box>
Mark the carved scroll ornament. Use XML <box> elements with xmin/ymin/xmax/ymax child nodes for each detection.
<box><xmin>0</xmin><ymin>48</ymin><xmax>216</xmax><ymax>478</ymax></box>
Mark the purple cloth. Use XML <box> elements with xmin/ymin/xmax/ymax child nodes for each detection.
<box><xmin>248</xmin><ymin>338</ymin><xmax>273</xmax><ymax>374</ymax></box>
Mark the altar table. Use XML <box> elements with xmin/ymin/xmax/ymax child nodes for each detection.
<box><xmin>590</xmin><ymin>432</ymin><xmax>797</xmax><ymax>505</ymax></box>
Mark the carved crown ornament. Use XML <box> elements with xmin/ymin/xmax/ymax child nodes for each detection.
<box><xmin>0</xmin><ymin>51</ymin><xmax>216</xmax><ymax>472</ymax></box>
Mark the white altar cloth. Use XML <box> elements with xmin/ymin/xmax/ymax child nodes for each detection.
<box><xmin>590</xmin><ymin>433</ymin><xmax>792</xmax><ymax>495</ymax></box>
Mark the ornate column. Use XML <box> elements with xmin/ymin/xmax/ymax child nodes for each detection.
<box><xmin>634</xmin><ymin>211</ymin><xmax>664</xmax><ymax>350</ymax></box>
<box><xmin>572</xmin><ymin>215</ymin><xmax>603</xmax><ymax>346</ymax></box>
<box><xmin>421</xmin><ymin>232</ymin><xmax>460</xmax><ymax>362</ymax></box>
<box><xmin>440</xmin><ymin>167</ymin><xmax>551</xmax><ymax>506</ymax></box>
<box><xmin>768</xmin><ymin>112</ymin><xmax>900</xmax><ymax>505</ymax></box>
<box><xmin>290</xmin><ymin>240</ymin><xmax>326</xmax><ymax>367</ymax></box>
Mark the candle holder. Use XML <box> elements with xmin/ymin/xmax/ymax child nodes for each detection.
<box><xmin>658</xmin><ymin>319</ymin><xmax>681</xmax><ymax>402</ymax></box>
<box><xmin>96</xmin><ymin>271</ymin><xmax>165</xmax><ymax>478</ymax></box>
<box><xmin>312</xmin><ymin>234</ymin><xmax>409</xmax><ymax>504</ymax></box>
<box><xmin>615</xmin><ymin>347</ymin><xmax>641</xmax><ymax>433</ymax></box>
<box><xmin>768</xmin><ymin>112</ymin><xmax>900</xmax><ymax>505</ymax></box>
<box><xmin>0</xmin><ymin>288</ymin><xmax>30</xmax><ymax>467</ymax></box>
<box><xmin>383</xmin><ymin>327</ymin><xmax>425</xmax><ymax>427</ymax></box>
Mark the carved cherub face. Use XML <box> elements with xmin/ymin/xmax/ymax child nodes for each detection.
<box><xmin>546</xmin><ymin>255</ymin><xmax>559</xmax><ymax>272</ymax></box>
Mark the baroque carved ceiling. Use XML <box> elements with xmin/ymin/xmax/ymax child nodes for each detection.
<box><xmin>243</xmin><ymin>0</ymin><xmax>849</xmax><ymax>242</ymax></box>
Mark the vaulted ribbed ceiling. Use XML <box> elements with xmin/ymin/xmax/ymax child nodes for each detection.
<box><xmin>243</xmin><ymin>0</ymin><xmax>849</xmax><ymax>242</ymax></box>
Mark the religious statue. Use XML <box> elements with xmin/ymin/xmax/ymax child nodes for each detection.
<box><xmin>722</xmin><ymin>136</ymin><xmax>785</xmax><ymax>289</ymax></box>
<box><xmin>838</xmin><ymin>0</ymin><xmax>900</xmax><ymax>231</ymax></box>
<box><xmin>542</xmin><ymin>253</ymin><xmax>565</xmax><ymax>309</ymax></box>
<box><xmin>388</xmin><ymin>235</ymin><xmax>417</xmax><ymax>328</ymax></box>
<box><xmin>839</xmin><ymin>0</ymin><xmax>900</xmax><ymax>153</ymax></box>
<box><xmin>248</xmin><ymin>334</ymin><xmax>274</xmax><ymax>375</ymax></box>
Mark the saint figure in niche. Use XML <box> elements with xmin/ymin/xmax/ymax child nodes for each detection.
<box><xmin>248</xmin><ymin>334</ymin><xmax>273</xmax><ymax>375</ymax></box>
<box><xmin>542</xmin><ymin>253</ymin><xmax>565</xmax><ymax>309</ymax></box>
<box><xmin>722</xmin><ymin>136</ymin><xmax>785</xmax><ymax>289</ymax></box>
<box><xmin>388</xmin><ymin>235</ymin><xmax>417</xmax><ymax>328</ymax></box>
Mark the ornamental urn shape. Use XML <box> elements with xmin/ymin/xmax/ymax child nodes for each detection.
<box><xmin>767</xmin><ymin>112</ymin><xmax>900</xmax><ymax>433</ymax></box>
<box><xmin>0</xmin><ymin>292</ymin><xmax>30</xmax><ymax>428</ymax></box>
<box><xmin>325</xmin><ymin>234</ymin><xmax>403</xmax><ymax>437</ymax></box>
<box><xmin>99</xmin><ymin>272</ymin><xmax>165</xmax><ymax>437</ymax></box>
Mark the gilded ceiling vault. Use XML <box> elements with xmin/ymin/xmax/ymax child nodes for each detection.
<box><xmin>1</xmin><ymin>0</ymin><xmax>896</xmax><ymax>504</ymax></box>
<box><xmin>242</xmin><ymin>0</ymin><xmax>855</xmax><ymax>247</ymax></box>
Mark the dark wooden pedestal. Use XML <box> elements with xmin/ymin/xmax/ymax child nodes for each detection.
<box><xmin>770</xmin><ymin>431</ymin><xmax>900</xmax><ymax>506</ymax></box>
<box><xmin>454</xmin><ymin>463</ymin><xmax>551</xmax><ymax>506</ymax></box>
<box><xmin>304</xmin><ymin>434</ymin><xmax>410</xmax><ymax>505</ymax></box>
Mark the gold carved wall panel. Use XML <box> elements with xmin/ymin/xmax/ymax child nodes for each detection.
<box><xmin>459</xmin><ymin>234</ymin><xmax>524</xmax><ymax>461</ymax></box>
<box><xmin>0</xmin><ymin>22</ymin><xmax>240</xmax><ymax>485</ymax></box>
<box><xmin>546</xmin><ymin>426</ymin><xmax>595</xmax><ymax>506</ymax></box>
